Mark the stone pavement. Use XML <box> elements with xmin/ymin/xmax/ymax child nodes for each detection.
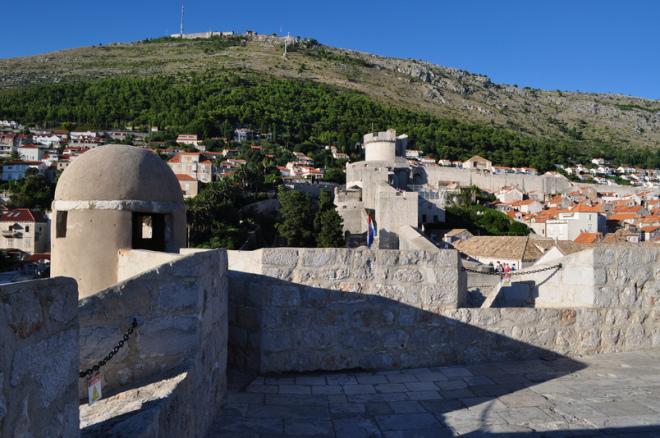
<box><xmin>206</xmin><ymin>351</ymin><xmax>660</xmax><ymax>437</ymax></box>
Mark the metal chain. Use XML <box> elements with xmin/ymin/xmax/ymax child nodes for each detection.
<box><xmin>462</xmin><ymin>263</ymin><xmax>562</xmax><ymax>276</ymax></box>
<box><xmin>79</xmin><ymin>319</ymin><xmax>138</xmax><ymax>379</ymax></box>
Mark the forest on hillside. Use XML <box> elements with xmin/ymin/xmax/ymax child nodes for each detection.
<box><xmin>1</xmin><ymin>75</ymin><xmax>659</xmax><ymax>171</ymax></box>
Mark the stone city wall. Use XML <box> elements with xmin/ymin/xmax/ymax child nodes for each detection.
<box><xmin>228</xmin><ymin>248</ymin><xmax>467</xmax><ymax>373</ymax></box>
<box><xmin>228</xmin><ymin>247</ymin><xmax>660</xmax><ymax>375</ymax></box>
<box><xmin>78</xmin><ymin>249</ymin><xmax>228</xmax><ymax>438</ymax></box>
<box><xmin>0</xmin><ymin>277</ymin><xmax>79</xmax><ymax>438</ymax></box>
<box><xmin>285</xmin><ymin>181</ymin><xmax>341</xmax><ymax>199</ymax></box>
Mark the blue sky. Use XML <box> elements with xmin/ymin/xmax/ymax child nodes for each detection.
<box><xmin>4</xmin><ymin>1</ymin><xmax>659</xmax><ymax>99</ymax></box>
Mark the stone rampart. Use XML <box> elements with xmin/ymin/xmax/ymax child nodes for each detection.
<box><xmin>0</xmin><ymin>277</ymin><xmax>79</xmax><ymax>438</ymax></box>
<box><xmin>79</xmin><ymin>249</ymin><xmax>228</xmax><ymax>438</ymax></box>
<box><xmin>228</xmin><ymin>248</ymin><xmax>466</xmax><ymax>373</ymax></box>
<box><xmin>228</xmin><ymin>247</ymin><xmax>660</xmax><ymax>374</ymax></box>
<box><xmin>285</xmin><ymin>181</ymin><xmax>340</xmax><ymax>199</ymax></box>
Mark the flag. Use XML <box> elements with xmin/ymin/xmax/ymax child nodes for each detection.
<box><xmin>367</xmin><ymin>215</ymin><xmax>376</xmax><ymax>248</ymax></box>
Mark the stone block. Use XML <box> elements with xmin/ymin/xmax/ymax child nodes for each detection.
<box><xmin>262</xmin><ymin>331</ymin><xmax>296</xmax><ymax>352</ymax></box>
<box><xmin>137</xmin><ymin>315</ymin><xmax>199</xmax><ymax>358</ymax></box>
<box><xmin>351</xmin><ymin>310</ymin><xmax>395</xmax><ymax>328</ymax></box>
<box><xmin>321</xmin><ymin>352</ymin><xmax>354</xmax><ymax>370</ymax></box>
<box><xmin>620</xmin><ymin>286</ymin><xmax>641</xmax><ymax>308</ymax></box>
<box><xmin>463</xmin><ymin>346</ymin><xmax>488</xmax><ymax>363</ymax></box>
<box><xmin>262</xmin><ymin>267</ymin><xmax>293</xmax><ymax>281</ymax></box>
<box><xmin>579</xmin><ymin>328</ymin><xmax>601</xmax><ymax>347</ymax></box>
<box><xmin>158</xmin><ymin>281</ymin><xmax>199</xmax><ymax>312</ymax></box>
<box><xmin>625</xmin><ymin>327</ymin><xmax>646</xmax><ymax>347</ymax></box>
<box><xmin>429</xmin><ymin>328</ymin><xmax>450</xmax><ymax>349</ymax></box>
<box><xmin>577</xmin><ymin>309</ymin><xmax>602</xmax><ymax>326</ymax></box>
<box><xmin>593</xmin><ymin>287</ymin><xmax>620</xmax><ymax>308</ymax></box>
<box><xmin>294</xmin><ymin>270</ymin><xmax>317</xmax><ymax>282</ymax></box>
<box><xmin>47</xmin><ymin>280</ymin><xmax>78</xmax><ymax>325</ymax></box>
<box><xmin>302</xmin><ymin>249</ymin><xmax>336</xmax><ymax>267</ymax></box>
<box><xmin>11</xmin><ymin>329</ymin><xmax>78</xmax><ymax>408</ymax></box>
<box><xmin>421</xmin><ymin>285</ymin><xmax>457</xmax><ymax>305</ymax></box>
<box><xmin>377</xmin><ymin>251</ymin><xmax>399</xmax><ymax>266</ymax></box>
<box><xmin>370</xmin><ymin>284</ymin><xmax>406</xmax><ymax>302</ymax></box>
<box><xmin>593</xmin><ymin>248</ymin><xmax>615</xmax><ymax>266</ymax></box>
<box><xmin>398</xmin><ymin>351</ymin><xmax>432</xmax><ymax>369</ymax></box>
<box><xmin>302</xmin><ymin>287</ymin><xmax>326</xmax><ymax>307</ymax></box>
<box><xmin>470</xmin><ymin>309</ymin><xmax>501</xmax><ymax>326</ymax></box>
<box><xmin>301</xmin><ymin>330</ymin><xmax>337</xmax><ymax>350</ymax></box>
<box><xmin>315</xmin><ymin>309</ymin><xmax>348</xmax><ymax>328</ymax></box>
<box><xmin>409</xmin><ymin>328</ymin><xmax>428</xmax><ymax>350</ymax></box>
<box><xmin>360</xmin><ymin>352</ymin><xmax>394</xmax><ymax>369</ymax></box>
<box><xmin>79</xmin><ymin>325</ymin><xmax>128</xmax><ymax>365</ymax></box>
<box><xmin>616</xmin><ymin>248</ymin><xmax>653</xmax><ymax>266</ymax></box>
<box><xmin>286</xmin><ymin>352</ymin><xmax>320</xmax><ymax>372</ymax></box>
<box><xmin>406</xmin><ymin>285</ymin><xmax>421</xmax><ymax>304</ymax></box>
<box><xmin>262</xmin><ymin>249</ymin><xmax>299</xmax><ymax>266</ymax></box>
<box><xmin>555</xmin><ymin>328</ymin><xmax>575</xmax><ymax>346</ymax></box>
<box><xmin>284</xmin><ymin>309</ymin><xmax>315</xmax><ymax>327</ymax></box>
<box><xmin>561</xmin><ymin>309</ymin><xmax>576</xmax><ymax>326</ymax></box>
<box><xmin>393</xmin><ymin>269</ymin><xmax>424</xmax><ymax>283</ymax></box>
<box><xmin>269</xmin><ymin>286</ymin><xmax>301</xmax><ymax>307</ymax></box>
<box><xmin>561</xmin><ymin>266</ymin><xmax>596</xmax><ymax>286</ymax></box>
<box><xmin>443</xmin><ymin>309</ymin><xmax>472</xmax><ymax>324</ymax></box>
<box><xmin>340</xmin><ymin>331</ymin><xmax>379</xmax><ymax>351</ymax></box>
<box><xmin>8</xmin><ymin>289</ymin><xmax>43</xmax><ymax>339</ymax></box>
<box><xmin>594</xmin><ymin>267</ymin><xmax>607</xmax><ymax>285</ymax></box>
<box><xmin>453</xmin><ymin>326</ymin><xmax>481</xmax><ymax>347</ymax></box>
<box><xmin>399</xmin><ymin>308</ymin><xmax>415</xmax><ymax>327</ymax></box>
<box><xmin>383</xmin><ymin>330</ymin><xmax>409</xmax><ymax>349</ymax></box>
<box><xmin>399</xmin><ymin>250</ymin><xmax>436</xmax><ymax>265</ymax></box>
<box><xmin>605</xmin><ymin>309</ymin><xmax>630</xmax><ymax>325</ymax></box>
<box><xmin>601</xmin><ymin>327</ymin><xmax>623</xmax><ymax>347</ymax></box>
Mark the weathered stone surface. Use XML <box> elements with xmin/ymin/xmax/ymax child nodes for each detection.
<box><xmin>421</xmin><ymin>285</ymin><xmax>456</xmax><ymax>305</ymax></box>
<box><xmin>601</xmin><ymin>327</ymin><xmax>623</xmax><ymax>346</ymax></box>
<box><xmin>158</xmin><ymin>281</ymin><xmax>198</xmax><ymax>311</ymax></box>
<box><xmin>399</xmin><ymin>308</ymin><xmax>415</xmax><ymax>327</ymax></box>
<box><xmin>79</xmin><ymin>325</ymin><xmax>128</xmax><ymax>364</ymax></box>
<box><xmin>577</xmin><ymin>309</ymin><xmax>602</xmax><ymax>326</ymax></box>
<box><xmin>302</xmin><ymin>287</ymin><xmax>326</xmax><ymax>307</ymax></box>
<box><xmin>8</xmin><ymin>290</ymin><xmax>43</xmax><ymax>339</ymax></box>
<box><xmin>579</xmin><ymin>328</ymin><xmax>601</xmax><ymax>347</ymax></box>
<box><xmin>371</xmin><ymin>284</ymin><xmax>406</xmax><ymax>301</ymax></box>
<box><xmin>11</xmin><ymin>329</ymin><xmax>78</xmax><ymax>408</ymax></box>
<box><xmin>561</xmin><ymin>309</ymin><xmax>576</xmax><ymax>326</ymax></box>
<box><xmin>0</xmin><ymin>373</ymin><xmax>6</xmax><ymax>423</ymax></box>
<box><xmin>262</xmin><ymin>267</ymin><xmax>293</xmax><ymax>281</ymax></box>
<box><xmin>270</xmin><ymin>286</ymin><xmax>302</xmax><ymax>307</ymax></box>
<box><xmin>470</xmin><ymin>309</ymin><xmax>500</xmax><ymax>326</ymax></box>
<box><xmin>137</xmin><ymin>315</ymin><xmax>199</xmax><ymax>358</ymax></box>
<box><xmin>360</xmin><ymin>352</ymin><xmax>394</xmax><ymax>369</ymax></box>
<box><xmin>340</xmin><ymin>331</ymin><xmax>379</xmax><ymax>351</ymax></box>
<box><xmin>351</xmin><ymin>310</ymin><xmax>395</xmax><ymax>328</ymax></box>
<box><xmin>302</xmin><ymin>249</ymin><xmax>336</xmax><ymax>267</ymax></box>
<box><xmin>605</xmin><ymin>309</ymin><xmax>630</xmax><ymax>325</ymax></box>
<box><xmin>263</xmin><ymin>331</ymin><xmax>296</xmax><ymax>352</ymax></box>
<box><xmin>625</xmin><ymin>327</ymin><xmax>646</xmax><ymax>346</ymax></box>
<box><xmin>429</xmin><ymin>329</ymin><xmax>450</xmax><ymax>349</ymax></box>
<box><xmin>262</xmin><ymin>248</ymin><xmax>299</xmax><ymax>266</ymax></box>
<box><xmin>383</xmin><ymin>331</ymin><xmax>409</xmax><ymax>349</ymax></box>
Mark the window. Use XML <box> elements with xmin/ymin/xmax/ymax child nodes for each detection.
<box><xmin>24</xmin><ymin>237</ymin><xmax>30</xmax><ymax>248</ymax></box>
<box><xmin>25</xmin><ymin>226</ymin><xmax>29</xmax><ymax>233</ymax></box>
<box><xmin>132</xmin><ymin>213</ymin><xmax>166</xmax><ymax>251</ymax></box>
<box><xmin>7</xmin><ymin>238</ymin><xmax>12</xmax><ymax>246</ymax></box>
<box><xmin>56</xmin><ymin>211</ymin><xmax>68</xmax><ymax>238</ymax></box>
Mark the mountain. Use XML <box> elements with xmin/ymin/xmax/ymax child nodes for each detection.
<box><xmin>1</xmin><ymin>34</ymin><xmax>659</xmax><ymax>154</ymax></box>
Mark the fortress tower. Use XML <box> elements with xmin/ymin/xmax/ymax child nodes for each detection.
<box><xmin>363</xmin><ymin>128</ymin><xmax>408</xmax><ymax>162</ymax></box>
<box><xmin>51</xmin><ymin>145</ymin><xmax>187</xmax><ymax>297</ymax></box>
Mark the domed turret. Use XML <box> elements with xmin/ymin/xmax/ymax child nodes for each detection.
<box><xmin>51</xmin><ymin>145</ymin><xmax>187</xmax><ymax>298</ymax></box>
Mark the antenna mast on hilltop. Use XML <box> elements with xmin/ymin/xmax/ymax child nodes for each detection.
<box><xmin>180</xmin><ymin>5</ymin><xmax>184</xmax><ymax>37</ymax></box>
<box><xmin>283</xmin><ymin>32</ymin><xmax>290</xmax><ymax>59</ymax></box>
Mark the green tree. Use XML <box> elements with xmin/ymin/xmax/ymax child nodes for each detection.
<box><xmin>276</xmin><ymin>186</ymin><xmax>314</xmax><ymax>247</ymax></box>
<box><xmin>314</xmin><ymin>189</ymin><xmax>345</xmax><ymax>247</ymax></box>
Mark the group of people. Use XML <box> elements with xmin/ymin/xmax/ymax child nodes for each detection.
<box><xmin>489</xmin><ymin>261</ymin><xmax>516</xmax><ymax>272</ymax></box>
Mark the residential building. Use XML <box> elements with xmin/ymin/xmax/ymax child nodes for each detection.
<box><xmin>0</xmin><ymin>209</ymin><xmax>48</xmax><ymax>257</ymax></box>
<box><xmin>176</xmin><ymin>134</ymin><xmax>199</xmax><ymax>147</ymax></box>
<box><xmin>2</xmin><ymin>161</ymin><xmax>47</xmax><ymax>181</ymax></box>
<box><xmin>176</xmin><ymin>174</ymin><xmax>200</xmax><ymax>198</ymax></box>
<box><xmin>545</xmin><ymin>205</ymin><xmax>606</xmax><ymax>240</ymax></box>
<box><xmin>167</xmin><ymin>152</ymin><xmax>214</xmax><ymax>183</ymax></box>
<box><xmin>18</xmin><ymin>144</ymin><xmax>44</xmax><ymax>161</ymax></box>
<box><xmin>463</xmin><ymin>156</ymin><xmax>492</xmax><ymax>172</ymax></box>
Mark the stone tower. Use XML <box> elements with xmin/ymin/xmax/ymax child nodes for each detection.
<box><xmin>51</xmin><ymin>145</ymin><xmax>187</xmax><ymax>298</ymax></box>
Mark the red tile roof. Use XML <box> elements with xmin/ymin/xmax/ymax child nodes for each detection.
<box><xmin>0</xmin><ymin>209</ymin><xmax>46</xmax><ymax>222</ymax></box>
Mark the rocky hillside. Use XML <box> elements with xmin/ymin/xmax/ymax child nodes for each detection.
<box><xmin>1</xmin><ymin>34</ymin><xmax>659</xmax><ymax>150</ymax></box>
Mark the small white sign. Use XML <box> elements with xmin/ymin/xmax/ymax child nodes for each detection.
<box><xmin>501</xmin><ymin>275</ymin><xmax>512</xmax><ymax>287</ymax></box>
<box><xmin>88</xmin><ymin>371</ymin><xmax>102</xmax><ymax>406</ymax></box>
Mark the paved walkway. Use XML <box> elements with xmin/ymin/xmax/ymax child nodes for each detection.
<box><xmin>206</xmin><ymin>351</ymin><xmax>660</xmax><ymax>437</ymax></box>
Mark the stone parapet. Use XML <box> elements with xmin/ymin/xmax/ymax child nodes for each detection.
<box><xmin>79</xmin><ymin>249</ymin><xmax>228</xmax><ymax>438</ymax></box>
<box><xmin>0</xmin><ymin>277</ymin><xmax>79</xmax><ymax>438</ymax></box>
<box><xmin>228</xmin><ymin>248</ymin><xmax>466</xmax><ymax>373</ymax></box>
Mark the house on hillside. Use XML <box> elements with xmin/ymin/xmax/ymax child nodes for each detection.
<box><xmin>18</xmin><ymin>144</ymin><xmax>44</xmax><ymax>162</ymax></box>
<box><xmin>2</xmin><ymin>161</ymin><xmax>47</xmax><ymax>181</ymax></box>
<box><xmin>176</xmin><ymin>174</ymin><xmax>200</xmax><ymax>198</ymax></box>
<box><xmin>545</xmin><ymin>204</ymin><xmax>606</xmax><ymax>240</ymax></box>
<box><xmin>176</xmin><ymin>134</ymin><xmax>199</xmax><ymax>147</ymax></box>
<box><xmin>167</xmin><ymin>152</ymin><xmax>214</xmax><ymax>183</ymax></box>
<box><xmin>495</xmin><ymin>186</ymin><xmax>523</xmax><ymax>204</ymax></box>
<box><xmin>463</xmin><ymin>156</ymin><xmax>492</xmax><ymax>172</ymax></box>
<box><xmin>0</xmin><ymin>209</ymin><xmax>49</xmax><ymax>257</ymax></box>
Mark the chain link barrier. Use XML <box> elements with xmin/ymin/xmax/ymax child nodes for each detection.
<box><xmin>79</xmin><ymin>319</ymin><xmax>138</xmax><ymax>378</ymax></box>
<box><xmin>462</xmin><ymin>263</ymin><xmax>562</xmax><ymax>276</ymax></box>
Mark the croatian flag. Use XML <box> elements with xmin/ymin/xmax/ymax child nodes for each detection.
<box><xmin>367</xmin><ymin>215</ymin><xmax>376</xmax><ymax>248</ymax></box>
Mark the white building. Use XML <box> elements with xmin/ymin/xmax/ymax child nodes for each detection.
<box><xmin>545</xmin><ymin>205</ymin><xmax>606</xmax><ymax>241</ymax></box>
